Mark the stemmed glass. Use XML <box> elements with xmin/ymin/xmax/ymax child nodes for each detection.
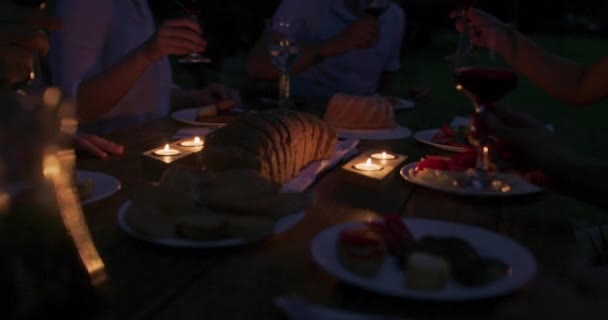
<box><xmin>14</xmin><ymin>0</ymin><xmax>47</xmax><ymax>95</ymax></box>
<box><xmin>266</xmin><ymin>19</ymin><xmax>305</xmax><ymax>109</ymax></box>
<box><xmin>453</xmin><ymin>14</ymin><xmax>518</xmax><ymax>191</ymax></box>
<box><xmin>359</xmin><ymin>0</ymin><xmax>389</xmax><ymax>56</ymax></box>
<box><xmin>172</xmin><ymin>0</ymin><xmax>212</xmax><ymax>64</ymax></box>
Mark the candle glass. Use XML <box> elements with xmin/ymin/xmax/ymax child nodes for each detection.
<box><xmin>370</xmin><ymin>152</ymin><xmax>397</xmax><ymax>161</ymax></box>
<box><xmin>353</xmin><ymin>159</ymin><xmax>383</xmax><ymax>172</ymax></box>
<box><xmin>179</xmin><ymin>137</ymin><xmax>204</xmax><ymax>148</ymax></box>
<box><xmin>154</xmin><ymin>145</ymin><xmax>181</xmax><ymax>156</ymax></box>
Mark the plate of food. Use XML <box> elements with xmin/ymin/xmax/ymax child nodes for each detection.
<box><xmin>414</xmin><ymin>124</ymin><xmax>471</xmax><ymax>153</ymax></box>
<box><xmin>117</xmin><ymin>166</ymin><xmax>314</xmax><ymax>248</ymax></box>
<box><xmin>400</xmin><ymin>160</ymin><xmax>542</xmax><ymax>197</ymax></box>
<box><xmin>310</xmin><ymin>215</ymin><xmax>537</xmax><ymax>301</ymax></box>
<box><xmin>75</xmin><ymin>170</ymin><xmax>121</xmax><ymax>205</ymax></box>
<box><xmin>171</xmin><ymin>102</ymin><xmax>250</xmax><ymax>126</ymax></box>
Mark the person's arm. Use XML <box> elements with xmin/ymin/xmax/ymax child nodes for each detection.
<box><xmin>482</xmin><ymin>108</ymin><xmax>608</xmax><ymax>209</ymax></box>
<box><xmin>454</xmin><ymin>9</ymin><xmax>608</xmax><ymax>106</ymax></box>
<box><xmin>501</xmin><ymin>33</ymin><xmax>608</xmax><ymax>107</ymax></box>
<box><xmin>51</xmin><ymin>1</ymin><xmax>205</xmax><ymax>121</ymax></box>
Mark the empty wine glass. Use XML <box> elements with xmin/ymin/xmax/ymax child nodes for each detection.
<box><xmin>172</xmin><ymin>0</ymin><xmax>212</xmax><ymax>64</ymax></box>
<box><xmin>14</xmin><ymin>0</ymin><xmax>47</xmax><ymax>95</ymax></box>
<box><xmin>453</xmin><ymin>16</ymin><xmax>518</xmax><ymax>191</ymax></box>
<box><xmin>266</xmin><ymin>19</ymin><xmax>305</xmax><ymax>109</ymax></box>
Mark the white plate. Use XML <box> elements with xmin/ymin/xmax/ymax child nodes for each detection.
<box><xmin>337</xmin><ymin>126</ymin><xmax>412</xmax><ymax>141</ymax></box>
<box><xmin>310</xmin><ymin>218</ymin><xmax>537</xmax><ymax>301</ymax></box>
<box><xmin>117</xmin><ymin>201</ymin><xmax>305</xmax><ymax>248</ymax></box>
<box><xmin>414</xmin><ymin>129</ymin><xmax>468</xmax><ymax>153</ymax></box>
<box><xmin>389</xmin><ymin>97</ymin><xmax>415</xmax><ymax>111</ymax></box>
<box><xmin>400</xmin><ymin>162</ymin><xmax>542</xmax><ymax>197</ymax></box>
<box><xmin>77</xmin><ymin>170</ymin><xmax>121</xmax><ymax>205</ymax></box>
<box><xmin>171</xmin><ymin>108</ymin><xmax>248</xmax><ymax>126</ymax></box>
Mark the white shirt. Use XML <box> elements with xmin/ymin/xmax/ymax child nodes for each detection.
<box><xmin>50</xmin><ymin>0</ymin><xmax>172</xmax><ymax>134</ymax></box>
<box><xmin>273</xmin><ymin>0</ymin><xmax>405</xmax><ymax>97</ymax></box>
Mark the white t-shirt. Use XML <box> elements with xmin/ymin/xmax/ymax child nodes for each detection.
<box><xmin>273</xmin><ymin>0</ymin><xmax>405</xmax><ymax>97</ymax></box>
<box><xmin>50</xmin><ymin>0</ymin><xmax>172</xmax><ymax>134</ymax></box>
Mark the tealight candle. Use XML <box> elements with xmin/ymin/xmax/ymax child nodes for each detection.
<box><xmin>154</xmin><ymin>144</ymin><xmax>180</xmax><ymax>156</ymax></box>
<box><xmin>371</xmin><ymin>152</ymin><xmax>396</xmax><ymax>161</ymax></box>
<box><xmin>179</xmin><ymin>136</ymin><xmax>204</xmax><ymax>147</ymax></box>
<box><xmin>353</xmin><ymin>158</ymin><xmax>383</xmax><ymax>172</ymax></box>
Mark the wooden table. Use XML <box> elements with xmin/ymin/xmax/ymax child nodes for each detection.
<box><xmin>77</xmin><ymin>106</ymin><xmax>607</xmax><ymax>320</ymax></box>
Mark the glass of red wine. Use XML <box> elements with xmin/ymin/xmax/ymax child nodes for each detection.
<box><xmin>453</xmin><ymin>11</ymin><xmax>519</xmax><ymax>191</ymax></box>
<box><xmin>14</xmin><ymin>0</ymin><xmax>47</xmax><ymax>95</ymax></box>
<box><xmin>359</xmin><ymin>0</ymin><xmax>390</xmax><ymax>56</ymax></box>
<box><xmin>172</xmin><ymin>0</ymin><xmax>212</xmax><ymax>64</ymax></box>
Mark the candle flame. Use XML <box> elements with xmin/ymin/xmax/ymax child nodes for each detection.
<box><xmin>194</xmin><ymin>137</ymin><xmax>201</xmax><ymax>144</ymax></box>
<box><xmin>164</xmin><ymin>144</ymin><xmax>170</xmax><ymax>151</ymax></box>
<box><xmin>456</xmin><ymin>84</ymin><xmax>463</xmax><ymax>91</ymax></box>
<box><xmin>483</xmin><ymin>146</ymin><xmax>489</xmax><ymax>154</ymax></box>
<box><xmin>366</xmin><ymin>158</ymin><xmax>372</xmax><ymax>165</ymax></box>
<box><xmin>382</xmin><ymin>152</ymin><xmax>387</xmax><ymax>158</ymax></box>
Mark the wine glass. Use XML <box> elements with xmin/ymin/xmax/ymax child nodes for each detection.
<box><xmin>14</xmin><ymin>0</ymin><xmax>47</xmax><ymax>95</ymax></box>
<box><xmin>171</xmin><ymin>0</ymin><xmax>212</xmax><ymax>64</ymax></box>
<box><xmin>453</xmin><ymin>18</ymin><xmax>518</xmax><ymax>191</ymax></box>
<box><xmin>266</xmin><ymin>19</ymin><xmax>305</xmax><ymax>109</ymax></box>
<box><xmin>359</xmin><ymin>0</ymin><xmax>389</xmax><ymax>56</ymax></box>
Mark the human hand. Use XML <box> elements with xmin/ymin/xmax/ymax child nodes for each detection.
<box><xmin>330</xmin><ymin>16</ymin><xmax>379</xmax><ymax>53</ymax></box>
<box><xmin>450</xmin><ymin>8</ymin><xmax>514</xmax><ymax>56</ymax></box>
<box><xmin>73</xmin><ymin>134</ymin><xmax>124</xmax><ymax>159</ymax></box>
<box><xmin>479</xmin><ymin>108</ymin><xmax>571</xmax><ymax>172</ymax></box>
<box><xmin>139</xmin><ymin>18</ymin><xmax>207</xmax><ymax>63</ymax></box>
<box><xmin>0</xmin><ymin>3</ymin><xmax>62</xmax><ymax>88</ymax></box>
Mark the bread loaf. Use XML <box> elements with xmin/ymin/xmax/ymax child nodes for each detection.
<box><xmin>201</xmin><ymin>110</ymin><xmax>337</xmax><ymax>184</ymax></box>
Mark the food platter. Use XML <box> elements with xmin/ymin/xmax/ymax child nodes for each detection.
<box><xmin>311</xmin><ymin>218</ymin><xmax>537</xmax><ymax>301</ymax></box>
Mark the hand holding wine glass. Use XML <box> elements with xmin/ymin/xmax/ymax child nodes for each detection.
<box><xmin>171</xmin><ymin>0</ymin><xmax>212</xmax><ymax>64</ymax></box>
<box><xmin>450</xmin><ymin>8</ymin><xmax>515</xmax><ymax>58</ymax></box>
<box><xmin>139</xmin><ymin>18</ymin><xmax>207</xmax><ymax>64</ymax></box>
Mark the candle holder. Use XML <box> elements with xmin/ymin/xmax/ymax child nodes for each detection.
<box><xmin>339</xmin><ymin>150</ymin><xmax>407</xmax><ymax>190</ymax></box>
<box><xmin>141</xmin><ymin>143</ymin><xmax>197</xmax><ymax>181</ymax></box>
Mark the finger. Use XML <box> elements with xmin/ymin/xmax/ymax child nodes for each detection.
<box><xmin>163</xmin><ymin>39</ymin><xmax>207</xmax><ymax>54</ymax></box>
<box><xmin>158</xmin><ymin>27</ymin><xmax>207</xmax><ymax>47</ymax></box>
<box><xmin>74</xmin><ymin>136</ymin><xmax>108</xmax><ymax>159</ymax></box>
<box><xmin>0</xmin><ymin>25</ymin><xmax>50</xmax><ymax>54</ymax></box>
<box><xmin>86</xmin><ymin>135</ymin><xmax>124</xmax><ymax>155</ymax></box>
<box><xmin>481</xmin><ymin>110</ymin><xmax>525</xmax><ymax>143</ymax></box>
<box><xmin>163</xmin><ymin>18</ymin><xmax>203</xmax><ymax>34</ymax></box>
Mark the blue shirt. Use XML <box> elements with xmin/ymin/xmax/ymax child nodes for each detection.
<box><xmin>273</xmin><ymin>0</ymin><xmax>405</xmax><ymax>97</ymax></box>
<box><xmin>50</xmin><ymin>0</ymin><xmax>172</xmax><ymax>134</ymax></box>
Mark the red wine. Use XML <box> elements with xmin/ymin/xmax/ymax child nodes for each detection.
<box><xmin>14</xmin><ymin>0</ymin><xmax>46</xmax><ymax>7</ymax></box>
<box><xmin>365</xmin><ymin>6</ymin><xmax>388</xmax><ymax>17</ymax></box>
<box><xmin>454</xmin><ymin>67</ymin><xmax>518</xmax><ymax>105</ymax></box>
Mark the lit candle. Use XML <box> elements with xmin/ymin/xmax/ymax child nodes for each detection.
<box><xmin>353</xmin><ymin>158</ymin><xmax>383</xmax><ymax>172</ymax></box>
<box><xmin>370</xmin><ymin>151</ymin><xmax>396</xmax><ymax>161</ymax></box>
<box><xmin>154</xmin><ymin>144</ymin><xmax>180</xmax><ymax>156</ymax></box>
<box><xmin>179</xmin><ymin>136</ymin><xmax>204</xmax><ymax>147</ymax></box>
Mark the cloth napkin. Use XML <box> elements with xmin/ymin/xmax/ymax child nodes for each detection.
<box><xmin>281</xmin><ymin>139</ymin><xmax>359</xmax><ymax>193</ymax></box>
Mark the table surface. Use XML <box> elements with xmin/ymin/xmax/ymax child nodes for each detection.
<box><xmin>77</xmin><ymin>102</ymin><xmax>607</xmax><ymax>320</ymax></box>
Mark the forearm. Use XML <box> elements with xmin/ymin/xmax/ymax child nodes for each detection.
<box><xmin>501</xmin><ymin>31</ymin><xmax>589</xmax><ymax>106</ymax></box>
<box><xmin>76</xmin><ymin>47</ymin><xmax>152</xmax><ymax>121</ymax></box>
<box><xmin>246</xmin><ymin>37</ymin><xmax>346</xmax><ymax>80</ymax></box>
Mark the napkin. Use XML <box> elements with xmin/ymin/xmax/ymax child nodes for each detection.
<box><xmin>281</xmin><ymin>139</ymin><xmax>359</xmax><ymax>193</ymax></box>
<box><xmin>173</xmin><ymin>127</ymin><xmax>215</xmax><ymax>140</ymax></box>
